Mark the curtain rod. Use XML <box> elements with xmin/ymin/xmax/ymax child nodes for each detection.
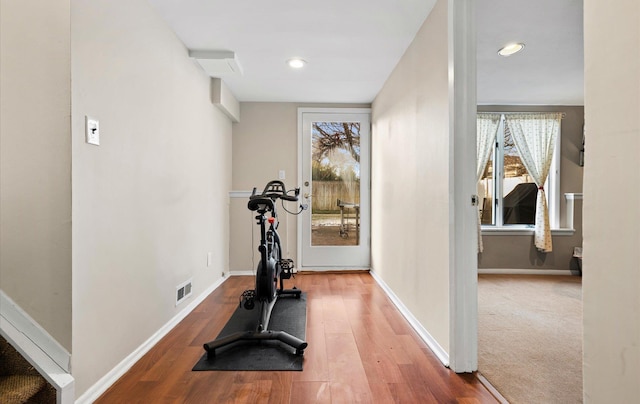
<box><xmin>478</xmin><ymin>111</ymin><xmax>566</xmax><ymax>118</ymax></box>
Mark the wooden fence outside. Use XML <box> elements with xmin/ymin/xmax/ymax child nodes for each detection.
<box><xmin>312</xmin><ymin>181</ymin><xmax>360</xmax><ymax>212</ymax></box>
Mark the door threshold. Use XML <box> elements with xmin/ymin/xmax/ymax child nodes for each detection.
<box><xmin>476</xmin><ymin>372</ymin><xmax>509</xmax><ymax>404</ymax></box>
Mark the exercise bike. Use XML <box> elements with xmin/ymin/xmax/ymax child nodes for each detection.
<box><xmin>203</xmin><ymin>180</ymin><xmax>308</xmax><ymax>357</ymax></box>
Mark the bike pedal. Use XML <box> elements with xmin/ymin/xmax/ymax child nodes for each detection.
<box><xmin>279</xmin><ymin>259</ymin><xmax>294</xmax><ymax>269</ymax></box>
<box><xmin>240</xmin><ymin>289</ymin><xmax>255</xmax><ymax>298</ymax></box>
<box><xmin>239</xmin><ymin>289</ymin><xmax>256</xmax><ymax>309</ymax></box>
<box><xmin>280</xmin><ymin>259</ymin><xmax>293</xmax><ymax>279</ymax></box>
<box><xmin>279</xmin><ymin>259</ymin><xmax>295</xmax><ymax>279</ymax></box>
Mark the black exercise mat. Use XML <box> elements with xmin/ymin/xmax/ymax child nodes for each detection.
<box><xmin>192</xmin><ymin>292</ymin><xmax>307</xmax><ymax>371</ymax></box>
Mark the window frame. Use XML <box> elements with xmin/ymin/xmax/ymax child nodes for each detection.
<box><xmin>481</xmin><ymin>114</ymin><xmax>561</xmax><ymax>231</ymax></box>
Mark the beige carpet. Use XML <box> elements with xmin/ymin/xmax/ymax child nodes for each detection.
<box><xmin>478</xmin><ymin>274</ymin><xmax>583</xmax><ymax>404</ymax></box>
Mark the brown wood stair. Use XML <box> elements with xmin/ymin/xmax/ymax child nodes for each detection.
<box><xmin>0</xmin><ymin>335</ymin><xmax>56</xmax><ymax>404</ymax></box>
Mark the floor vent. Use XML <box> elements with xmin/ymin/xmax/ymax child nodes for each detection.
<box><xmin>176</xmin><ymin>279</ymin><xmax>193</xmax><ymax>306</ymax></box>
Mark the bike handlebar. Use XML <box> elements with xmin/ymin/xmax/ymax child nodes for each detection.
<box><xmin>250</xmin><ymin>180</ymin><xmax>299</xmax><ymax>202</ymax></box>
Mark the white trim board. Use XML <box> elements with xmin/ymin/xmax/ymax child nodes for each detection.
<box><xmin>0</xmin><ymin>316</ymin><xmax>75</xmax><ymax>404</ymax></box>
<box><xmin>75</xmin><ymin>274</ymin><xmax>229</xmax><ymax>404</ymax></box>
<box><xmin>0</xmin><ymin>290</ymin><xmax>75</xmax><ymax>404</ymax></box>
<box><xmin>228</xmin><ymin>270</ymin><xmax>255</xmax><ymax>276</ymax></box>
<box><xmin>481</xmin><ymin>227</ymin><xmax>575</xmax><ymax>236</ymax></box>
<box><xmin>229</xmin><ymin>190</ymin><xmax>252</xmax><ymax>198</ymax></box>
<box><xmin>295</xmin><ymin>267</ymin><xmax>370</xmax><ymax>272</ymax></box>
<box><xmin>0</xmin><ymin>290</ymin><xmax>71</xmax><ymax>372</ymax></box>
<box><xmin>478</xmin><ymin>268</ymin><xmax>574</xmax><ymax>275</ymax></box>
<box><xmin>369</xmin><ymin>270</ymin><xmax>450</xmax><ymax>367</ymax></box>
<box><xmin>448</xmin><ymin>0</ymin><xmax>478</xmax><ymax>373</ymax></box>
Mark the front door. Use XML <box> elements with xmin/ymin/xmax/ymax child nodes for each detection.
<box><xmin>298</xmin><ymin>108</ymin><xmax>371</xmax><ymax>269</ymax></box>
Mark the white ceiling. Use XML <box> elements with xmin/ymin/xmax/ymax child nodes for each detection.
<box><xmin>148</xmin><ymin>0</ymin><xmax>584</xmax><ymax>105</ymax></box>
<box><xmin>477</xmin><ymin>0</ymin><xmax>584</xmax><ymax>105</ymax></box>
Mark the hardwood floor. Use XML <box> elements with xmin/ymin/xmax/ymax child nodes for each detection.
<box><xmin>96</xmin><ymin>273</ymin><xmax>497</xmax><ymax>403</ymax></box>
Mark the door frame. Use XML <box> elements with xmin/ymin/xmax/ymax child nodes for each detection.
<box><xmin>297</xmin><ymin>107</ymin><xmax>372</xmax><ymax>271</ymax></box>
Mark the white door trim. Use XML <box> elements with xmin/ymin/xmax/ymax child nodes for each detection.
<box><xmin>448</xmin><ymin>0</ymin><xmax>478</xmax><ymax>373</ymax></box>
<box><xmin>297</xmin><ymin>107</ymin><xmax>372</xmax><ymax>270</ymax></box>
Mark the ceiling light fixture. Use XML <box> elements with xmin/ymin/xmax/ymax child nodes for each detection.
<box><xmin>498</xmin><ymin>43</ymin><xmax>525</xmax><ymax>57</ymax></box>
<box><xmin>287</xmin><ymin>58</ymin><xmax>307</xmax><ymax>69</ymax></box>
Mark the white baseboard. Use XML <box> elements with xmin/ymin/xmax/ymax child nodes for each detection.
<box><xmin>229</xmin><ymin>270</ymin><xmax>254</xmax><ymax>276</ymax></box>
<box><xmin>369</xmin><ymin>270</ymin><xmax>450</xmax><ymax>367</ymax></box>
<box><xmin>75</xmin><ymin>274</ymin><xmax>229</xmax><ymax>404</ymax></box>
<box><xmin>297</xmin><ymin>267</ymin><xmax>370</xmax><ymax>272</ymax></box>
<box><xmin>479</xmin><ymin>268</ymin><xmax>573</xmax><ymax>275</ymax></box>
<box><xmin>0</xmin><ymin>290</ymin><xmax>75</xmax><ymax>404</ymax></box>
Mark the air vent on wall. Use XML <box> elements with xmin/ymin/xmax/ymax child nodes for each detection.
<box><xmin>176</xmin><ymin>279</ymin><xmax>193</xmax><ymax>306</ymax></box>
<box><xmin>188</xmin><ymin>50</ymin><xmax>243</xmax><ymax>77</ymax></box>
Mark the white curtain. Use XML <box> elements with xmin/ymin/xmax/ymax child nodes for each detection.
<box><xmin>476</xmin><ymin>113</ymin><xmax>501</xmax><ymax>252</ymax></box>
<box><xmin>504</xmin><ymin>113</ymin><xmax>562</xmax><ymax>252</ymax></box>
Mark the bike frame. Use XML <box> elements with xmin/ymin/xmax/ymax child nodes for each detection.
<box><xmin>202</xmin><ymin>180</ymin><xmax>307</xmax><ymax>357</ymax></box>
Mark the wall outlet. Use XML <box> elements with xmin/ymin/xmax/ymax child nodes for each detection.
<box><xmin>278</xmin><ymin>170</ymin><xmax>285</xmax><ymax>180</ymax></box>
<box><xmin>207</xmin><ymin>252</ymin><xmax>213</xmax><ymax>267</ymax></box>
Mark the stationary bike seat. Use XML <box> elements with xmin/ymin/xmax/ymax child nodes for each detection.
<box><xmin>248</xmin><ymin>197</ymin><xmax>274</xmax><ymax>212</ymax></box>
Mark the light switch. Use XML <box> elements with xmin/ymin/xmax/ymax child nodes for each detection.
<box><xmin>86</xmin><ymin>116</ymin><xmax>100</xmax><ymax>146</ymax></box>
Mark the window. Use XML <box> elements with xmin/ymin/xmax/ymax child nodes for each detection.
<box><xmin>478</xmin><ymin>114</ymin><xmax>560</xmax><ymax>228</ymax></box>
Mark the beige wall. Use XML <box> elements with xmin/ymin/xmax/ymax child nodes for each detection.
<box><xmin>371</xmin><ymin>0</ymin><xmax>451</xmax><ymax>353</ymax></box>
<box><xmin>71</xmin><ymin>0</ymin><xmax>232</xmax><ymax>395</ymax></box>
<box><xmin>230</xmin><ymin>103</ymin><xmax>299</xmax><ymax>272</ymax></box>
<box><xmin>478</xmin><ymin>105</ymin><xmax>584</xmax><ymax>270</ymax></box>
<box><xmin>583</xmin><ymin>0</ymin><xmax>640</xmax><ymax>401</ymax></box>
<box><xmin>0</xmin><ymin>0</ymin><xmax>72</xmax><ymax>350</ymax></box>
<box><xmin>230</xmin><ymin>102</ymin><xmax>369</xmax><ymax>272</ymax></box>
<box><xmin>11</xmin><ymin>2</ymin><xmax>637</xmax><ymax>402</ymax></box>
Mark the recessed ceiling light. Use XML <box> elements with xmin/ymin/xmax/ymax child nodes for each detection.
<box><xmin>498</xmin><ymin>43</ymin><xmax>525</xmax><ymax>57</ymax></box>
<box><xmin>287</xmin><ymin>58</ymin><xmax>307</xmax><ymax>69</ymax></box>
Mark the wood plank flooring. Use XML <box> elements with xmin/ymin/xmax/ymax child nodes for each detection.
<box><xmin>96</xmin><ymin>273</ymin><xmax>497</xmax><ymax>403</ymax></box>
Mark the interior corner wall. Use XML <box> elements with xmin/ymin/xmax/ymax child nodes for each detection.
<box><xmin>477</xmin><ymin>105</ymin><xmax>585</xmax><ymax>271</ymax></box>
<box><xmin>71</xmin><ymin>0</ymin><xmax>232</xmax><ymax>396</ymax></box>
<box><xmin>371</xmin><ymin>0</ymin><xmax>451</xmax><ymax>353</ymax></box>
<box><xmin>583</xmin><ymin>0</ymin><xmax>640</xmax><ymax>401</ymax></box>
<box><xmin>229</xmin><ymin>102</ymin><xmax>369</xmax><ymax>273</ymax></box>
<box><xmin>0</xmin><ymin>0</ymin><xmax>72</xmax><ymax>350</ymax></box>
<box><xmin>229</xmin><ymin>103</ymin><xmax>300</xmax><ymax>273</ymax></box>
